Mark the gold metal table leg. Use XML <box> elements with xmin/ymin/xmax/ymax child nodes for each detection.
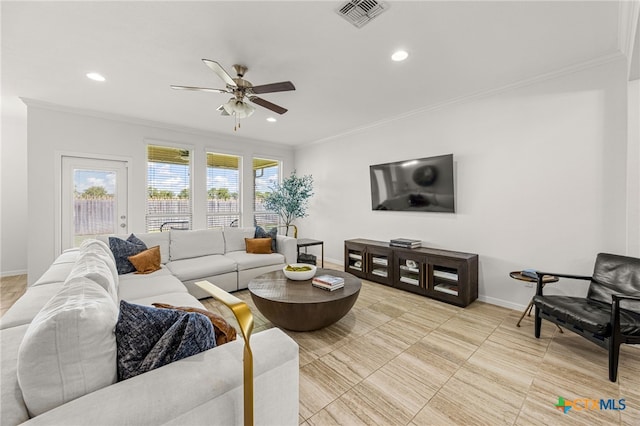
<box><xmin>196</xmin><ymin>281</ymin><xmax>255</xmax><ymax>426</ymax></box>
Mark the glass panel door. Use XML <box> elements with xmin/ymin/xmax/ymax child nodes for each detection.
<box><xmin>61</xmin><ymin>157</ymin><xmax>128</xmax><ymax>250</ymax></box>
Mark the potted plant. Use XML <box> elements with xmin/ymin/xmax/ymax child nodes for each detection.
<box><xmin>264</xmin><ymin>171</ymin><xmax>314</xmax><ymax>237</ymax></box>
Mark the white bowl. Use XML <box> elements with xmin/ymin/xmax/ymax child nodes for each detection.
<box><xmin>282</xmin><ymin>263</ymin><xmax>317</xmax><ymax>281</ymax></box>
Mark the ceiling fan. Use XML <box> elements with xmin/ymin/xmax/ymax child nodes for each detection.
<box><xmin>171</xmin><ymin>59</ymin><xmax>295</xmax><ymax>130</ymax></box>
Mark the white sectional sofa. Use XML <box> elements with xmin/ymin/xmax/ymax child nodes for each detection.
<box><xmin>0</xmin><ymin>230</ymin><xmax>299</xmax><ymax>425</ymax></box>
<box><xmin>97</xmin><ymin>227</ymin><xmax>298</xmax><ymax>298</ymax></box>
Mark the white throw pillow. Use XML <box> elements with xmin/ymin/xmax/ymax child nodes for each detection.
<box><xmin>67</xmin><ymin>251</ymin><xmax>118</xmax><ymax>302</ymax></box>
<box><xmin>17</xmin><ymin>278</ymin><xmax>118</xmax><ymax>417</ymax></box>
<box><xmin>79</xmin><ymin>239</ymin><xmax>118</xmax><ymax>285</ymax></box>
<box><xmin>223</xmin><ymin>227</ymin><xmax>256</xmax><ymax>253</ymax></box>
<box><xmin>170</xmin><ymin>229</ymin><xmax>225</xmax><ymax>260</ymax></box>
<box><xmin>80</xmin><ymin>238</ymin><xmax>116</xmax><ymax>263</ymax></box>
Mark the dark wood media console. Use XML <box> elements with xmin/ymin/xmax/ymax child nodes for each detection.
<box><xmin>344</xmin><ymin>238</ymin><xmax>478</xmax><ymax>307</ymax></box>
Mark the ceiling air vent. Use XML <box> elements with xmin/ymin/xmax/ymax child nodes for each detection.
<box><xmin>336</xmin><ymin>0</ymin><xmax>389</xmax><ymax>28</ymax></box>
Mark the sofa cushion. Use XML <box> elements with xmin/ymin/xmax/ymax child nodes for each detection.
<box><xmin>0</xmin><ymin>282</ymin><xmax>64</xmax><ymax>329</ymax></box>
<box><xmin>97</xmin><ymin>232</ymin><xmax>171</xmax><ymax>264</ymax></box>
<box><xmin>170</xmin><ymin>229</ymin><xmax>225</xmax><ymax>260</ymax></box>
<box><xmin>225</xmin><ymin>251</ymin><xmax>285</xmax><ymax>271</ymax></box>
<box><xmin>223</xmin><ymin>227</ymin><xmax>256</xmax><ymax>253</ymax></box>
<box><xmin>118</xmin><ymin>265</ymin><xmax>173</xmax><ymax>282</ymax></box>
<box><xmin>245</xmin><ymin>238</ymin><xmax>273</xmax><ymax>254</ymax></box>
<box><xmin>118</xmin><ymin>274</ymin><xmax>188</xmax><ymax>301</ymax></box>
<box><xmin>135</xmin><ymin>232</ymin><xmax>171</xmax><ymax>264</ymax></box>
<box><xmin>109</xmin><ymin>234</ymin><xmax>147</xmax><ymax>274</ymax></box>
<box><xmin>255</xmin><ymin>226</ymin><xmax>278</xmax><ymax>252</ymax></box>
<box><xmin>127</xmin><ymin>292</ymin><xmax>206</xmax><ymax>310</ymax></box>
<box><xmin>115</xmin><ymin>301</ymin><xmax>216</xmax><ymax>381</ymax></box>
<box><xmin>52</xmin><ymin>248</ymin><xmax>80</xmax><ymax>265</ymax></box>
<box><xmin>67</xmin><ymin>252</ymin><xmax>118</xmax><ymax>303</ymax></box>
<box><xmin>0</xmin><ymin>324</ymin><xmax>30</xmax><ymax>426</ymax></box>
<box><xmin>17</xmin><ymin>278</ymin><xmax>118</xmax><ymax>417</ymax></box>
<box><xmin>167</xmin><ymin>254</ymin><xmax>237</xmax><ymax>282</ymax></box>
<box><xmin>128</xmin><ymin>246</ymin><xmax>162</xmax><ymax>274</ymax></box>
<box><xmin>31</xmin><ymin>262</ymin><xmax>75</xmax><ymax>287</ymax></box>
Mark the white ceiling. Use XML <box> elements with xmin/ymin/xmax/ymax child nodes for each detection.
<box><xmin>1</xmin><ymin>1</ymin><xmax>631</xmax><ymax>146</ymax></box>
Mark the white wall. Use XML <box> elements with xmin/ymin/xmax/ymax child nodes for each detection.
<box><xmin>294</xmin><ymin>58</ymin><xmax>629</xmax><ymax>310</ymax></box>
<box><xmin>628</xmin><ymin>79</ymin><xmax>640</xmax><ymax>256</ymax></box>
<box><xmin>26</xmin><ymin>104</ymin><xmax>294</xmax><ymax>283</ymax></box>
<box><xmin>0</xmin><ymin>99</ymin><xmax>28</xmax><ymax>276</ymax></box>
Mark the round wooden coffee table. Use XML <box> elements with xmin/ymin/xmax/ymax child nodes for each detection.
<box><xmin>248</xmin><ymin>269</ymin><xmax>361</xmax><ymax>331</ymax></box>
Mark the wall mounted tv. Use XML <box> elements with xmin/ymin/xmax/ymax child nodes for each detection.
<box><xmin>370</xmin><ymin>154</ymin><xmax>455</xmax><ymax>213</ymax></box>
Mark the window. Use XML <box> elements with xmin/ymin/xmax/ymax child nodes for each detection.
<box><xmin>146</xmin><ymin>145</ymin><xmax>192</xmax><ymax>232</ymax></box>
<box><xmin>207</xmin><ymin>152</ymin><xmax>241</xmax><ymax>228</ymax></box>
<box><xmin>253</xmin><ymin>157</ymin><xmax>280</xmax><ymax>229</ymax></box>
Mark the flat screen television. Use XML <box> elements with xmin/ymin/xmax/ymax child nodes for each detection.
<box><xmin>370</xmin><ymin>154</ymin><xmax>455</xmax><ymax>213</ymax></box>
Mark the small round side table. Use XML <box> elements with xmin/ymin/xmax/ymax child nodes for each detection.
<box><xmin>510</xmin><ymin>271</ymin><xmax>562</xmax><ymax>332</ymax></box>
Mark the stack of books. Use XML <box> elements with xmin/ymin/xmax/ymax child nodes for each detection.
<box><xmin>312</xmin><ymin>274</ymin><xmax>345</xmax><ymax>291</ymax></box>
<box><xmin>390</xmin><ymin>238</ymin><xmax>421</xmax><ymax>249</ymax></box>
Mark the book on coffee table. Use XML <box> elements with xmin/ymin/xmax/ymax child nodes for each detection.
<box><xmin>312</xmin><ymin>275</ymin><xmax>345</xmax><ymax>286</ymax></box>
<box><xmin>312</xmin><ymin>275</ymin><xmax>345</xmax><ymax>291</ymax></box>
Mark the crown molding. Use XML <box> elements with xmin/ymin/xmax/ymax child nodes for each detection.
<box><xmin>304</xmin><ymin>52</ymin><xmax>625</xmax><ymax>147</ymax></box>
<box><xmin>618</xmin><ymin>0</ymin><xmax>640</xmax><ymax>77</ymax></box>
<box><xmin>18</xmin><ymin>98</ymin><xmax>292</xmax><ymax>150</ymax></box>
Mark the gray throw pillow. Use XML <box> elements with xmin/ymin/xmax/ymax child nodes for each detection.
<box><xmin>109</xmin><ymin>234</ymin><xmax>147</xmax><ymax>275</ymax></box>
<box><xmin>115</xmin><ymin>301</ymin><xmax>216</xmax><ymax>381</ymax></box>
<box><xmin>255</xmin><ymin>226</ymin><xmax>277</xmax><ymax>252</ymax></box>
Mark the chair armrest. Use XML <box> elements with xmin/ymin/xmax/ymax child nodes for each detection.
<box><xmin>534</xmin><ymin>272</ymin><xmax>592</xmax><ymax>296</ymax></box>
<box><xmin>612</xmin><ymin>295</ymin><xmax>640</xmax><ymax>302</ymax></box>
<box><xmin>611</xmin><ymin>294</ymin><xmax>640</xmax><ymax>336</ymax></box>
<box><xmin>536</xmin><ymin>272</ymin><xmax>592</xmax><ymax>280</ymax></box>
<box><xmin>195</xmin><ymin>281</ymin><xmax>254</xmax><ymax>426</ymax></box>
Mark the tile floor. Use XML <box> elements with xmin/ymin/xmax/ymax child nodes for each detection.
<box><xmin>2</xmin><ymin>265</ymin><xmax>639</xmax><ymax>425</ymax></box>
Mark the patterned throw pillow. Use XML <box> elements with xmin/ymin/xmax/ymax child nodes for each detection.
<box><xmin>109</xmin><ymin>234</ymin><xmax>147</xmax><ymax>275</ymax></box>
<box><xmin>255</xmin><ymin>226</ymin><xmax>277</xmax><ymax>252</ymax></box>
<box><xmin>128</xmin><ymin>246</ymin><xmax>162</xmax><ymax>274</ymax></box>
<box><xmin>115</xmin><ymin>301</ymin><xmax>216</xmax><ymax>381</ymax></box>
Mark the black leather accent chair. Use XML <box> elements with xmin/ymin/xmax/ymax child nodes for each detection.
<box><xmin>532</xmin><ymin>253</ymin><xmax>640</xmax><ymax>382</ymax></box>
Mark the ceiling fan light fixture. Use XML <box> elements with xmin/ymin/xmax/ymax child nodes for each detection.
<box><xmin>222</xmin><ymin>98</ymin><xmax>236</xmax><ymax>115</ymax></box>
<box><xmin>223</xmin><ymin>98</ymin><xmax>255</xmax><ymax>119</ymax></box>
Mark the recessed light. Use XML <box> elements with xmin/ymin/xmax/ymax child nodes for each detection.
<box><xmin>266</xmin><ymin>117</ymin><xmax>277</xmax><ymax>123</ymax></box>
<box><xmin>391</xmin><ymin>50</ymin><xmax>408</xmax><ymax>62</ymax></box>
<box><xmin>86</xmin><ymin>72</ymin><xmax>106</xmax><ymax>82</ymax></box>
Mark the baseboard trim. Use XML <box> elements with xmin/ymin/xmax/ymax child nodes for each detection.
<box><xmin>1</xmin><ymin>269</ymin><xmax>28</xmax><ymax>278</ymax></box>
<box><xmin>477</xmin><ymin>295</ymin><xmax>526</xmax><ymax>312</ymax></box>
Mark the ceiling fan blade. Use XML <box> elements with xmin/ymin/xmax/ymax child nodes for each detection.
<box><xmin>202</xmin><ymin>59</ymin><xmax>236</xmax><ymax>87</ymax></box>
<box><xmin>250</xmin><ymin>81</ymin><xmax>296</xmax><ymax>94</ymax></box>
<box><xmin>171</xmin><ymin>85</ymin><xmax>229</xmax><ymax>93</ymax></box>
<box><xmin>248</xmin><ymin>96</ymin><xmax>288</xmax><ymax>114</ymax></box>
